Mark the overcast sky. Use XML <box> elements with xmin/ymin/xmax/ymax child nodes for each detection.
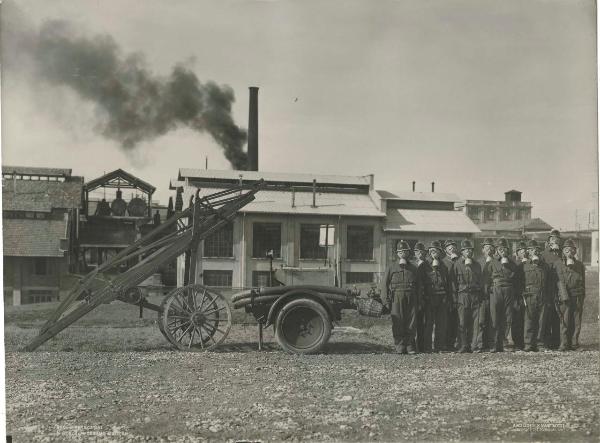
<box><xmin>1</xmin><ymin>0</ymin><xmax>597</xmax><ymax>230</ymax></box>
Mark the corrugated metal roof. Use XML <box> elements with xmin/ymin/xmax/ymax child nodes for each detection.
<box><xmin>179</xmin><ymin>168</ymin><xmax>371</xmax><ymax>187</ymax></box>
<box><xmin>384</xmin><ymin>209</ymin><xmax>481</xmax><ymax>233</ymax></box>
<box><xmin>378</xmin><ymin>190</ymin><xmax>461</xmax><ymax>203</ymax></box>
<box><xmin>188</xmin><ymin>186</ymin><xmax>384</xmax><ymax>217</ymax></box>
<box><xmin>2</xmin><ymin>165</ymin><xmax>72</xmax><ymax>177</ymax></box>
<box><xmin>2</xmin><ymin>178</ymin><xmax>83</xmax><ymax>212</ymax></box>
<box><xmin>3</xmin><ymin>218</ymin><xmax>68</xmax><ymax>257</ymax></box>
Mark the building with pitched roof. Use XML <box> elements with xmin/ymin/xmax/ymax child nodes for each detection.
<box><xmin>176</xmin><ymin>168</ymin><xmax>386</xmax><ymax>289</ymax></box>
<box><xmin>2</xmin><ymin>166</ymin><xmax>83</xmax><ymax>305</ymax></box>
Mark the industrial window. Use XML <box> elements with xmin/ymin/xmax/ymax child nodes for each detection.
<box><xmin>485</xmin><ymin>207</ymin><xmax>496</xmax><ymax>222</ymax></box>
<box><xmin>204</xmin><ymin>223</ymin><xmax>234</xmax><ymax>257</ymax></box>
<box><xmin>347</xmin><ymin>225</ymin><xmax>374</xmax><ymax>260</ymax></box>
<box><xmin>468</xmin><ymin>207</ymin><xmax>480</xmax><ymax>221</ymax></box>
<box><xmin>500</xmin><ymin>208</ymin><xmax>511</xmax><ymax>221</ymax></box>
<box><xmin>23</xmin><ymin>289</ymin><xmax>57</xmax><ymax>304</ymax></box>
<box><xmin>300</xmin><ymin>225</ymin><xmax>328</xmax><ymax>259</ymax></box>
<box><xmin>515</xmin><ymin>209</ymin><xmax>523</xmax><ymax>220</ymax></box>
<box><xmin>252</xmin><ymin>223</ymin><xmax>281</xmax><ymax>258</ymax></box>
<box><xmin>252</xmin><ymin>271</ymin><xmax>272</xmax><ymax>287</ymax></box>
<box><xmin>203</xmin><ymin>270</ymin><xmax>233</xmax><ymax>287</ymax></box>
<box><xmin>33</xmin><ymin>258</ymin><xmax>48</xmax><ymax>276</ymax></box>
<box><xmin>345</xmin><ymin>272</ymin><xmax>374</xmax><ymax>284</ymax></box>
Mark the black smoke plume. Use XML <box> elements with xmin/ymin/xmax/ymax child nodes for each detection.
<box><xmin>31</xmin><ymin>20</ymin><xmax>248</xmax><ymax>169</ymax></box>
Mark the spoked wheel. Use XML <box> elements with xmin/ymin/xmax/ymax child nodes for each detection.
<box><xmin>275</xmin><ymin>298</ymin><xmax>332</xmax><ymax>354</ymax></box>
<box><xmin>160</xmin><ymin>284</ymin><xmax>232</xmax><ymax>351</ymax></box>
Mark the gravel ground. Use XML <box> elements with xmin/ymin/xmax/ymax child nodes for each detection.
<box><xmin>5</xmin><ymin>314</ymin><xmax>599</xmax><ymax>442</ymax></box>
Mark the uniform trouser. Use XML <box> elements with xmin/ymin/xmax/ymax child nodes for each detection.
<box><xmin>503</xmin><ymin>298</ymin><xmax>519</xmax><ymax>347</ymax></box>
<box><xmin>391</xmin><ymin>293</ymin><xmax>416</xmax><ymax>348</ymax></box>
<box><xmin>423</xmin><ymin>296</ymin><xmax>447</xmax><ymax>352</ymax></box>
<box><xmin>414</xmin><ymin>306</ymin><xmax>426</xmax><ymax>352</ymax></box>
<box><xmin>523</xmin><ymin>294</ymin><xmax>542</xmax><ymax>348</ymax></box>
<box><xmin>484</xmin><ymin>297</ymin><xmax>494</xmax><ymax>349</ymax></box>
<box><xmin>446</xmin><ymin>304</ymin><xmax>459</xmax><ymax>350</ymax></box>
<box><xmin>490</xmin><ymin>286</ymin><xmax>514</xmax><ymax>350</ymax></box>
<box><xmin>574</xmin><ymin>295</ymin><xmax>585</xmax><ymax>345</ymax></box>
<box><xmin>508</xmin><ymin>300</ymin><xmax>524</xmax><ymax>349</ymax></box>
<box><xmin>539</xmin><ymin>304</ymin><xmax>561</xmax><ymax>348</ymax></box>
<box><xmin>558</xmin><ymin>298</ymin><xmax>576</xmax><ymax>348</ymax></box>
<box><xmin>457</xmin><ymin>292</ymin><xmax>481</xmax><ymax>351</ymax></box>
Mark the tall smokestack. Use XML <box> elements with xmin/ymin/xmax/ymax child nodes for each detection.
<box><xmin>431</xmin><ymin>182</ymin><xmax>435</xmax><ymax>192</ymax></box>
<box><xmin>412</xmin><ymin>181</ymin><xmax>416</xmax><ymax>192</ymax></box>
<box><xmin>247</xmin><ymin>86</ymin><xmax>259</xmax><ymax>171</ymax></box>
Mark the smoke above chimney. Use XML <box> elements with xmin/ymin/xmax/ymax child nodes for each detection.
<box><xmin>17</xmin><ymin>18</ymin><xmax>249</xmax><ymax>169</ymax></box>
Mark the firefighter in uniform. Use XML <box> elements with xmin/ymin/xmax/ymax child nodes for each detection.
<box><xmin>540</xmin><ymin>229</ymin><xmax>562</xmax><ymax>350</ymax></box>
<box><xmin>488</xmin><ymin>238</ymin><xmax>519</xmax><ymax>352</ymax></box>
<box><xmin>480</xmin><ymin>238</ymin><xmax>496</xmax><ymax>351</ymax></box>
<box><xmin>554</xmin><ymin>238</ymin><xmax>586</xmax><ymax>351</ymax></box>
<box><xmin>443</xmin><ymin>239</ymin><xmax>460</xmax><ymax>351</ymax></box>
<box><xmin>421</xmin><ymin>240</ymin><xmax>450</xmax><ymax>352</ymax></box>
<box><xmin>382</xmin><ymin>240</ymin><xmax>422</xmax><ymax>354</ymax></box>
<box><xmin>520</xmin><ymin>239</ymin><xmax>549</xmax><ymax>352</ymax></box>
<box><xmin>451</xmin><ymin>239</ymin><xmax>484</xmax><ymax>353</ymax></box>
<box><xmin>510</xmin><ymin>240</ymin><xmax>528</xmax><ymax>350</ymax></box>
<box><xmin>413</xmin><ymin>242</ymin><xmax>428</xmax><ymax>352</ymax></box>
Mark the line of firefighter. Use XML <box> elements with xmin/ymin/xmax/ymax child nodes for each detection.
<box><xmin>380</xmin><ymin>230</ymin><xmax>586</xmax><ymax>354</ymax></box>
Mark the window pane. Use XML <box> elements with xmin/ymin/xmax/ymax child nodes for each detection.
<box><xmin>204</xmin><ymin>223</ymin><xmax>234</xmax><ymax>257</ymax></box>
<box><xmin>203</xmin><ymin>270</ymin><xmax>233</xmax><ymax>287</ymax></box>
<box><xmin>347</xmin><ymin>225</ymin><xmax>374</xmax><ymax>260</ymax></box>
<box><xmin>34</xmin><ymin>258</ymin><xmax>47</xmax><ymax>275</ymax></box>
<box><xmin>300</xmin><ymin>225</ymin><xmax>327</xmax><ymax>259</ymax></box>
<box><xmin>252</xmin><ymin>223</ymin><xmax>281</xmax><ymax>258</ymax></box>
<box><xmin>252</xmin><ymin>271</ymin><xmax>272</xmax><ymax>287</ymax></box>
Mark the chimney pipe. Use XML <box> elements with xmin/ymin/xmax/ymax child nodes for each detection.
<box><xmin>412</xmin><ymin>181</ymin><xmax>415</xmax><ymax>192</ymax></box>
<box><xmin>367</xmin><ymin>174</ymin><xmax>374</xmax><ymax>190</ymax></box>
<box><xmin>431</xmin><ymin>181</ymin><xmax>435</xmax><ymax>192</ymax></box>
<box><xmin>312</xmin><ymin>179</ymin><xmax>317</xmax><ymax>208</ymax></box>
<box><xmin>247</xmin><ymin>86</ymin><xmax>259</xmax><ymax>171</ymax></box>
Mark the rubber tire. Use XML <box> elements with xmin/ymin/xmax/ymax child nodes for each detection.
<box><xmin>275</xmin><ymin>298</ymin><xmax>332</xmax><ymax>354</ymax></box>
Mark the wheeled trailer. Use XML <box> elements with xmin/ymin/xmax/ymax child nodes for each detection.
<box><xmin>23</xmin><ymin>179</ymin><xmax>384</xmax><ymax>354</ymax></box>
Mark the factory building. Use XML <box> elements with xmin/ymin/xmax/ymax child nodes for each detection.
<box><xmin>174</xmin><ymin>169</ymin><xmax>386</xmax><ymax>289</ymax></box>
<box><xmin>78</xmin><ymin>169</ymin><xmax>157</xmax><ymax>272</ymax></box>
<box><xmin>463</xmin><ymin>190</ymin><xmax>532</xmax><ymax>224</ymax></box>
<box><xmin>379</xmin><ymin>187</ymin><xmax>480</xmax><ymax>260</ymax></box>
<box><xmin>2</xmin><ymin>166</ymin><xmax>83</xmax><ymax>305</ymax></box>
<box><xmin>174</xmin><ymin>170</ymin><xmax>482</xmax><ymax>289</ymax></box>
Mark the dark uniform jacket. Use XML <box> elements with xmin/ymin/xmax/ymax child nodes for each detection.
<box><xmin>519</xmin><ymin>259</ymin><xmax>550</xmax><ymax>303</ymax></box>
<box><xmin>420</xmin><ymin>257</ymin><xmax>451</xmax><ymax>304</ymax></box>
<box><xmin>450</xmin><ymin>257</ymin><xmax>483</xmax><ymax>302</ymax></box>
<box><xmin>487</xmin><ymin>256</ymin><xmax>520</xmax><ymax>289</ymax></box>
<box><xmin>541</xmin><ymin>249</ymin><xmax>562</xmax><ymax>303</ymax></box>
<box><xmin>479</xmin><ymin>256</ymin><xmax>495</xmax><ymax>299</ymax></box>
<box><xmin>554</xmin><ymin>258</ymin><xmax>585</xmax><ymax>302</ymax></box>
<box><xmin>381</xmin><ymin>261</ymin><xmax>422</xmax><ymax>310</ymax></box>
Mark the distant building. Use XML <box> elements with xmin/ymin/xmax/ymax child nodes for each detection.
<box><xmin>461</xmin><ymin>190</ymin><xmax>555</xmax><ymax>251</ymax></box>
<box><xmin>174</xmin><ymin>170</ymin><xmax>481</xmax><ymax>289</ymax></box>
<box><xmin>78</xmin><ymin>169</ymin><xmax>156</xmax><ymax>272</ymax></box>
<box><xmin>175</xmin><ymin>168</ymin><xmax>386</xmax><ymax>289</ymax></box>
<box><xmin>378</xmin><ymin>190</ymin><xmax>480</xmax><ymax>261</ymax></box>
<box><xmin>2</xmin><ymin>166</ymin><xmax>83</xmax><ymax>305</ymax></box>
<box><xmin>463</xmin><ymin>190</ymin><xmax>532</xmax><ymax>224</ymax></box>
